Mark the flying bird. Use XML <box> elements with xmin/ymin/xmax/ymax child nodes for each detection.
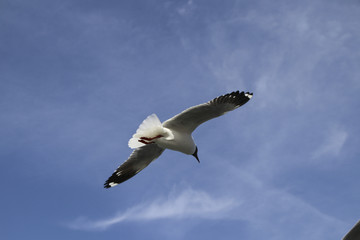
<box><xmin>104</xmin><ymin>90</ymin><xmax>253</xmax><ymax>188</ymax></box>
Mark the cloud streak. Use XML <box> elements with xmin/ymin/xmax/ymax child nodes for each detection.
<box><xmin>69</xmin><ymin>188</ymin><xmax>237</xmax><ymax>230</ymax></box>
<box><xmin>312</xmin><ymin>126</ymin><xmax>348</xmax><ymax>159</ymax></box>
<box><xmin>68</xmin><ymin>168</ymin><xmax>347</xmax><ymax>239</ymax></box>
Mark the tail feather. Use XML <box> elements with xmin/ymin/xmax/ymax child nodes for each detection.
<box><xmin>128</xmin><ymin>114</ymin><xmax>166</xmax><ymax>149</ymax></box>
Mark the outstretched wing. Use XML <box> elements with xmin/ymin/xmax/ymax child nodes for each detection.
<box><xmin>163</xmin><ymin>91</ymin><xmax>253</xmax><ymax>133</ymax></box>
<box><xmin>104</xmin><ymin>144</ymin><xmax>165</xmax><ymax>188</ymax></box>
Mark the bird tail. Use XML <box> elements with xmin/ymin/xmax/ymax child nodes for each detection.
<box><xmin>128</xmin><ymin>114</ymin><xmax>166</xmax><ymax>149</ymax></box>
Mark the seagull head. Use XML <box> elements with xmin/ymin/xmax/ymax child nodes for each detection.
<box><xmin>192</xmin><ymin>146</ymin><xmax>200</xmax><ymax>163</ymax></box>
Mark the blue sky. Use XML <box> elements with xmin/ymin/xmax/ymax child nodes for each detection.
<box><xmin>1</xmin><ymin>0</ymin><xmax>360</xmax><ymax>239</ymax></box>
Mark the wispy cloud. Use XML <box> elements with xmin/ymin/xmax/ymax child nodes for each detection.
<box><xmin>68</xmin><ymin>188</ymin><xmax>237</xmax><ymax>231</ymax></box>
<box><xmin>68</xmin><ymin>168</ymin><xmax>347</xmax><ymax>239</ymax></box>
<box><xmin>312</xmin><ymin>126</ymin><xmax>348</xmax><ymax>159</ymax></box>
<box><xmin>177</xmin><ymin>0</ymin><xmax>195</xmax><ymax>16</ymax></box>
<box><xmin>196</xmin><ymin>165</ymin><xmax>347</xmax><ymax>239</ymax></box>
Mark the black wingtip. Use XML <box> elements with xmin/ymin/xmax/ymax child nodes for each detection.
<box><xmin>231</xmin><ymin>90</ymin><xmax>253</xmax><ymax>106</ymax></box>
<box><xmin>104</xmin><ymin>182</ymin><xmax>111</xmax><ymax>189</ymax></box>
<box><xmin>244</xmin><ymin>91</ymin><xmax>253</xmax><ymax>98</ymax></box>
<box><xmin>104</xmin><ymin>179</ymin><xmax>119</xmax><ymax>189</ymax></box>
<box><xmin>210</xmin><ymin>90</ymin><xmax>253</xmax><ymax>108</ymax></box>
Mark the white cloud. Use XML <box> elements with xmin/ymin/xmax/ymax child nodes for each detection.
<box><xmin>312</xmin><ymin>127</ymin><xmax>348</xmax><ymax>159</ymax></box>
<box><xmin>68</xmin><ymin>168</ymin><xmax>347</xmax><ymax>239</ymax></box>
<box><xmin>68</xmin><ymin>188</ymin><xmax>237</xmax><ymax>231</ymax></box>
<box><xmin>177</xmin><ymin>0</ymin><xmax>195</xmax><ymax>16</ymax></box>
<box><xmin>198</xmin><ymin>165</ymin><xmax>347</xmax><ymax>239</ymax></box>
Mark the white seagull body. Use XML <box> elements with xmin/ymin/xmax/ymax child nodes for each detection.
<box><xmin>104</xmin><ymin>90</ymin><xmax>253</xmax><ymax>188</ymax></box>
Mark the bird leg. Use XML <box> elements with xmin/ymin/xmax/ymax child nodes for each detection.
<box><xmin>138</xmin><ymin>135</ymin><xmax>163</xmax><ymax>145</ymax></box>
<box><xmin>140</xmin><ymin>135</ymin><xmax>163</xmax><ymax>141</ymax></box>
<box><xmin>138</xmin><ymin>139</ymin><xmax>153</xmax><ymax>145</ymax></box>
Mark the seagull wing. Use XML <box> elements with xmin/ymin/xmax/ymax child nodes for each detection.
<box><xmin>104</xmin><ymin>144</ymin><xmax>165</xmax><ymax>188</ymax></box>
<box><xmin>163</xmin><ymin>91</ymin><xmax>253</xmax><ymax>133</ymax></box>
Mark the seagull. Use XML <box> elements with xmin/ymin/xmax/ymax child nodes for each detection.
<box><xmin>104</xmin><ymin>90</ymin><xmax>253</xmax><ymax>188</ymax></box>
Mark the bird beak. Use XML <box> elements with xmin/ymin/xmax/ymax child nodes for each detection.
<box><xmin>192</xmin><ymin>147</ymin><xmax>200</xmax><ymax>163</ymax></box>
